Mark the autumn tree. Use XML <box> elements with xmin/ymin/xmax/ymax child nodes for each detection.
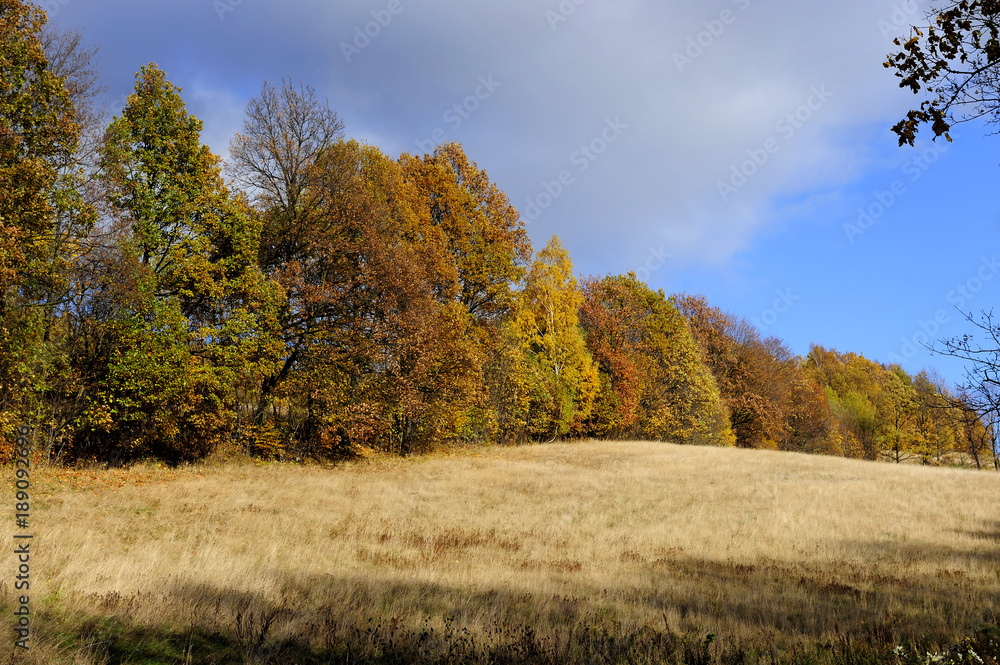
<box><xmin>783</xmin><ymin>373</ymin><xmax>839</xmax><ymax>453</ymax></box>
<box><xmin>0</xmin><ymin>0</ymin><xmax>77</xmax><ymax>304</ymax></box>
<box><xmin>805</xmin><ymin>346</ymin><xmax>884</xmax><ymax>459</ymax></box>
<box><xmin>675</xmin><ymin>294</ymin><xmax>793</xmax><ymax>448</ymax></box>
<box><xmin>578</xmin><ymin>274</ymin><xmax>731</xmax><ymax>444</ymax></box>
<box><xmin>292</xmin><ymin>141</ymin><xmax>482</xmax><ymax>455</ymax></box>
<box><xmin>912</xmin><ymin>369</ymin><xmax>960</xmax><ymax>463</ymax></box>
<box><xmin>225</xmin><ymin>79</ymin><xmax>349</xmax><ymax>445</ymax></box>
<box><xmin>882</xmin><ymin>366</ymin><xmax>923</xmax><ymax>463</ymax></box>
<box><xmin>399</xmin><ymin>142</ymin><xmax>531</xmax><ymax>440</ymax></box>
<box><xmin>778</xmin><ymin>354</ymin><xmax>842</xmax><ymax>455</ymax></box>
<box><xmin>227</xmin><ymin>84</ymin><xmax>508</xmax><ymax>456</ymax></box>
<box><xmin>953</xmin><ymin>393</ymin><xmax>995</xmax><ymax>468</ymax></box>
<box><xmin>400</xmin><ymin>143</ymin><xmax>530</xmax><ymax>325</ymax></box>
<box><xmin>884</xmin><ymin>1</ymin><xmax>1000</xmax><ymax>145</ymax></box>
<box><xmin>505</xmin><ymin>236</ymin><xmax>598</xmax><ymax>441</ymax></box>
<box><xmin>0</xmin><ymin>0</ymin><xmax>81</xmax><ymax>460</ymax></box>
<box><xmin>672</xmin><ymin>295</ymin><xmax>844</xmax><ymax>452</ymax></box>
<box><xmin>910</xmin><ymin>371</ymin><xmax>951</xmax><ymax>463</ymax></box>
<box><xmin>70</xmin><ymin>63</ymin><xmax>281</xmax><ymax>463</ymax></box>
<box><xmin>232</xmin><ymin>132</ymin><xmax>488</xmax><ymax>456</ymax></box>
<box><xmin>803</xmin><ymin>346</ymin><xmax>935</xmax><ymax>462</ymax></box>
<box><xmin>576</xmin><ymin>275</ymin><xmax>644</xmax><ymax>437</ymax></box>
<box><xmin>22</xmin><ymin>25</ymin><xmax>111</xmax><ymax>457</ymax></box>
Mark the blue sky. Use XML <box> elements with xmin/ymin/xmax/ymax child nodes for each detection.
<box><xmin>46</xmin><ymin>0</ymin><xmax>999</xmax><ymax>390</ymax></box>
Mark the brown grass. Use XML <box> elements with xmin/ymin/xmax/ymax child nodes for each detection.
<box><xmin>4</xmin><ymin>441</ymin><xmax>1000</xmax><ymax>663</ymax></box>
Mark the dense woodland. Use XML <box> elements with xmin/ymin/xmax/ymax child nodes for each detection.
<box><xmin>2</xmin><ymin>1</ymin><xmax>997</xmax><ymax>468</ymax></box>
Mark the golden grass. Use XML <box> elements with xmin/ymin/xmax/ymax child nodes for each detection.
<box><xmin>5</xmin><ymin>441</ymin><xmax>1000</xmax><ymax>662</ymax></box>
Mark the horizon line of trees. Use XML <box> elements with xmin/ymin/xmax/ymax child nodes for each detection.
<box><xmin>2</xmin><ymin>1</ymin><xmax>997</xmax><ymax>469</ymax></box>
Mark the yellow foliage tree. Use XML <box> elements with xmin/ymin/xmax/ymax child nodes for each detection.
<box><xmin>508</xmin><ymin>236</ymin><xmax>598</xmax><ymax>440</ymax></box>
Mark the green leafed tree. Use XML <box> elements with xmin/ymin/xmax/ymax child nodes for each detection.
<box><xmin>72</xmin><ymin>63</ymin><xmax>282</xmax><ymax>464</ymax></box>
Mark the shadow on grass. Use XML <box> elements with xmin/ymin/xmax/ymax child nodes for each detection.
<box><xmin>11</xmin><ymin>521</ymin><xmax>1000</xmax><ymax>664</ymax></box>
<box><xmin>6</xmin><ymin>572</ymin><xmax>994</xmax><ymax>664</ymax></box>
<box><xmin>13</xmin><ymin>596</ymin><xmax>739</xmax><ymax>665</ymax></box>
<box><xmin>959</xmin><ymin>520</ymin><xmax>1000</xmax><ymax>546</ymax></box>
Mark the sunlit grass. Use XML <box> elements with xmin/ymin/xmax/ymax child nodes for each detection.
<box><xmin>4</xmin><ymin>441</ymin><xmax>1000</xmax><ymax>663</ymax></box>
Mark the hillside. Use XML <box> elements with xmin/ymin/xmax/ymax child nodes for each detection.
<box><xmin>5</xmin><ymin>441</ymin><xmax>1000</xmax><ymax>663</ymax></box>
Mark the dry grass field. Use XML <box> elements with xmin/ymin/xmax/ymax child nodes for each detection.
<box><xmin>4</xmin><ymin>440</ymin><xmax>1000</xmax><ymax>664</ymax></box>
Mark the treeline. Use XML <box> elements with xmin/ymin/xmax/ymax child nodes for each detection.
<box><xmin>0</xmin><ymin>2</ymin><xmax>994</xmax><ymax>467</ymax></box>
<box><xmin>676</xmin><ymin>298</ymin><xmax>996</xmax><ymax>467</ymax></box>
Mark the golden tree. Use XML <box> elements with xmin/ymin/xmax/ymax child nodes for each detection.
<box><xmin>508</xmin><ymin>236</ymin><xmax>598</xmax><ymax>440</ymax></box>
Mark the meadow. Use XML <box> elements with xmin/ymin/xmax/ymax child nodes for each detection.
<box><xmin>4</xmin><ymin>440</ymin><xmax>1000</xmax><ymax>664</ymax></box>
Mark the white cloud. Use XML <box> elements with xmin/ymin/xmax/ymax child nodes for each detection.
<box><xmin>55</xmin><ymin>0</ymin><xmax>931</xmax><ymax>267</ymax></box>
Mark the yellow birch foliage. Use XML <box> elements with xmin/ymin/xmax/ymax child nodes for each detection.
<box><xmin>509</xmin><ymin>236</ymin><xmax>598</xmax><ymax>440</ymax></box>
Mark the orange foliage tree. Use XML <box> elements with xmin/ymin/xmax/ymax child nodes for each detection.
<box><xmin>578</xmin><ymin>274</ymin><xmax>731</xmax><ymax>444</ymax></box>
<box><xmin>803</xmin><ymin>346</ymin><xmax>940</xmax><ymax>462</ymax></box>
<box><xmin>399</xmin><ymin>143</ymin><xmax>532</xmax><ymax>442</ymax></box>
